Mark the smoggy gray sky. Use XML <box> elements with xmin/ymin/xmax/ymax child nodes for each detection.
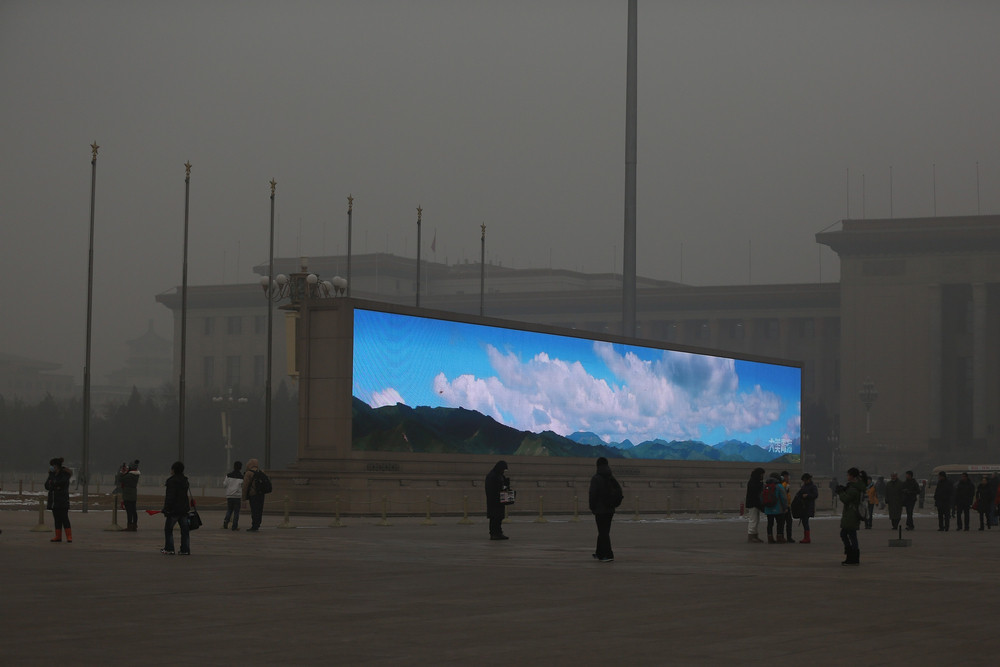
<box><xmin>3</xmin><ymin>1</ymin><xmax>1000</xmax><ymax>379</ymax></box>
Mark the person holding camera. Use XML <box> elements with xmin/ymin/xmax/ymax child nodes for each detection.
<box><xmin>836</xmin><ymin>467</ymin><xmax>865</xmax><ymax>565</ymax></box>
<box><xmin>485</xmin><ymin>460</ymin><xmax>510</xmax><ymax>541</ymax></box>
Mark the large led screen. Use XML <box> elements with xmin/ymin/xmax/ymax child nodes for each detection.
<box><xmin>352</xmin><ymin>308</ymin><xmax>801</xmax><ymax>462</ymax></box>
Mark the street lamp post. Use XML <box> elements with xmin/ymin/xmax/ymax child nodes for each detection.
<box><xmin>346</xmin><ymin>194</ymin><xmax>353</xmax><ymax>297</ymax></box>
<box><xmin>81</xmin><ymin>141</ymin><xmax>99</xmax><ymax>512</ymax></box>
<box><xmin>415</xmin><ymin>205</ymin><xmax>422</xmax><ymax>307</ymax></box>
<box><xmin>212</xmin><ymin>389</ymin><xmax>248</xmax><ymax>471</ymax></box>
<box><xmin>179</xmin><ymin>161</ymin><xmax>191</xmax><ymax>462</ymax></box>
<box><xmin>859</xmin><ymin>378</ymin><xmax>878</xmax><ymax>435</ymax></box>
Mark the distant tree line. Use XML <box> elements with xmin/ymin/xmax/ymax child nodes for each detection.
<box><xmin>0</xmin><ymin>386</ymin><xmax>297</xmax><ymax>479</ymax></box>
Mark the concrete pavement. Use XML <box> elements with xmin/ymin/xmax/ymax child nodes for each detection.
<box><xmin>1</xmin><ymin>505</ymin><xmax>996</xmax><ymax>666</ymax></box>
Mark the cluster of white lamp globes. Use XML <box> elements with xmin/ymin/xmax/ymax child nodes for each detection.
<box><xmin>259</xmin><ymin>273</ymin><xmax>348</xmax><ymax>300</ymax></box>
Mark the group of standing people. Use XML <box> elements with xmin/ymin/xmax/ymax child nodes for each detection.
<box><xmin>930</xmin><ymin>471</ymin><xmax>1000</xmax><ymax>533</ymax></box>
<box><xmin>744</xmin><ymin>468</ymin><xmax>818</xmax><ymax>545</ymax></box>
<box><xmin>42</xmin><ymin>455</ymin><xmax>272</xmax><ymax>556</ymax></box>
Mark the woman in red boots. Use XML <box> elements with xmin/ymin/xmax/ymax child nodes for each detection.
<box><xmin>795</xmin><ymin>473</ymin><xmax>819</xmax><ymax>543</ymax></box>
<box><xmin>45</xmin><ymin>457</ymin><xmax>73</xmax><ymax>543</ymax></box>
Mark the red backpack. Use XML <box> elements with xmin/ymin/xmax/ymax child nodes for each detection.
<box><xmin>761</xmin><ymin>481</ymin><xmax>778</xmax><ymax>507</ymax></box>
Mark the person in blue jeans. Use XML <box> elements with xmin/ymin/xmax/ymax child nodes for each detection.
<box><xmin>161</xmin><ymin>461</ymin><xmax>191</xmax><ymax>555</ymax></box>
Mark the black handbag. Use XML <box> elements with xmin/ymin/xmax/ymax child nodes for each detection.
<box><xmin>187</xmin><ymin>492</ymin><xmax>202</xmax><ymax>530</ymax></box>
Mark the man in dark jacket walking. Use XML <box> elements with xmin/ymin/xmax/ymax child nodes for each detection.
<box><xmin>954</xmin><ymin>472</ymin><xmax>975</xmax><ymax>531</ymax></box>
<box><xmin>589</xmin><ymin>457</ymin><xmax>623</xmax><ymax>562</ymax></box>
<box><xmin>885</xmin><ymin>472</ymin><xmax>904</xmax><ymax>530</ymax></box>
<box><xmin>902</xmin><ymin>471</ymin><xmax>920</xmax><ymax>530</ymax></box>
<box><xmin>161</xmin><ymin>461</ymin><xmax>191</xmax><ymax>555</ymax></box>
<box><xmin>484</xmin><ymin>460</ymin><xmax>510</xmax><ymax>540</ymax></box>
<box><xmin>745</xmin><ymin>467</ymin><xmax>766</xmax><ymax>543</ymax></box>
<box><xmin>934</xmin><ymin>471</ymin><xmax>955</xmax><ymax>532</ymax></box>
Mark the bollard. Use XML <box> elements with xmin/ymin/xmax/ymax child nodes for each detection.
<box><xmin>19</xmin><ymin>479</ymin><xmax>23</xmax><ymax>499</ymax></box>
<box><xmin>329</xmin><ymin>495</ymin><xmax>345</xmax><ymax>527</ymax></box>
<box><xmin>534</xmin><ymin>495</ymin><xmax>548</xmax><ymax>523</ymax></box>
<box><xmin>718</xmin><ymin>496</ymin><xmax>724</xmax><ymax>519</ymax></box>
<box><xmin>105</xmin><ymin>494</ymin><xmax>124</xmax><ymax>531</ymax></box>
<box><xmin>377</xmin><ymin>495</ymin><xmax>392</xmax><ymax>526</ymax></box>
<box><xmin>421</xmin><ymin>495</ymin><xmax>436</xmax><ymax>526</ymax></box>
<box><xmin>277</xmin><ymin>495</ymin><xmax>296</xmax><ymax>529</ymax></box>
<box><xmin>457</xmin><ymin>495</ymin><xmax>474</xmax><ymax>525</ymax></box>
<box><xmin>571</xmin><ymin>495</ymin><xmax>580</xmax><ymax>522</ymax></box>
<box><xmin>695</xmin><ymin>496</ymin><xmax>701</xmax><ymax>516</ymax></box>
<box><xmin>632</xmin><ymin>494</ymin><xmax>641</xmax><ymax>521</ymax></box>
<box><xmin>31</xmin><ymin>499</ymin><xmax>48</xmax><ymax>532</ymax></box>
<box><xmin>665</xmin><ymin>496</ymin><xmax>672</xmax><ymax>518</ymax></box>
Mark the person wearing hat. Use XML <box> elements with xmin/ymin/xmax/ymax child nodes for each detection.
<box><xmin>485</xmin><ymin>460</ymin><xmax>510</xmax><ymax>540</ymax></box>
<box><xmin>45</xmin><ymin>457</ymin><xmax>73</xmax><ymax>543</ymax></box>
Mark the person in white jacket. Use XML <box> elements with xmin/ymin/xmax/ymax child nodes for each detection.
<box><xmin>223</xmin><ymin>461</ymin><xmax>243</xmax><ymax>530</ymax></box>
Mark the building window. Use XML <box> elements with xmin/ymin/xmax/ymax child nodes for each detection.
<box><xmin>254</xmin><ymin>355</ymin><xmax>266</xmax><ymax>387</ymax></box>
<box><xmin>227</xmin><ymin>316</ymin><xmax>242</xmax><ymax>335</ymax></box>
<box><xmin>202</xmin><ymin>356</ymin><xmax>214</xmax><ymax>388</ymax></box>
<box><xmin>254</xmin><ymin>315</ymin><xmax>265</xmax><ymax>335</ymax></box>
<box><xmin>225</xmin><ymin>356</ymin><xmax>241</xmax><ymax>390</ymax></box>
<box><xmin>203</xmin><ymin>317</ymin><xmax>214</xmax><ymax>335</ymax></box>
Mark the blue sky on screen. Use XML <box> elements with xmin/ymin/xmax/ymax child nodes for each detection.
<box><xmin>353</xmin><ymin>309</ymin><xmax>801</xmax><ymax>449</ymax></box>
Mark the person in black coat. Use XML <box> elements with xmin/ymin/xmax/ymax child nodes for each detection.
<box><xmin>484</xmin><ymin>460</ymin><xmax>509</xmax><ymax>540</ymax></box>
<box><xmin>795</xmin><ymin>473</ymin><xmax>819</xmax><ymax>543</ymax></box>
<box><xmin>934</xmin><ymin>471</ymin><xmax>954</xmax><ymax>532</ymax></box>
<box><xmin>161</xmin><ymin>461</ymin><xmax>191</xmax><ymax>555</ymax></box>
<box><xmin>954</xmin><ymin>472</ymin><xmax>975</xmax><ymax>532</ymax></box>
<box><xmin>589</xmin><ymin>457</ymin><xmax>623</xmax><ymax>562</ymax></box>
<box><xmin>744</xmin><ymin>467</ymin><xmax>766</xmax><ymax>543</ymax></box>
<box><xmin>45</xmin><ymin>457</ymin><xmax>73</xmax><ymax>543</ymax></box>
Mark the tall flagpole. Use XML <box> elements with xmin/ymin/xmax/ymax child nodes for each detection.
<box><xmin>82</xmin><ymin>141</ymin><xmax>99</xmax><ymax>513</ymax></box>
<box><xmin>265</xmin><ymin>178</ymin><xmax>276</xmax><ymax>471</ymax></box>
<box><xmin>416</xmin><ymin>205</ymin><xmax>422</xmax><ymax>307</ymax></box>
<box><xmin>179</xmin><ymin>161</ymin><xmax>191</xmax><ymax>462</ymax></box>
<box><xmin>347</xmin><ymin>194</ymin><xmax>353</xmax><ymax>297</ymax></box>
<box><xmin>622</xmin><ymin>0</ymin><xmax>638</xmax><ymax>338</ymax></box>
<box><xmin>480</xmin><ymin>223</ymin><xmax>486</xmax><ymax>316</ymax></box>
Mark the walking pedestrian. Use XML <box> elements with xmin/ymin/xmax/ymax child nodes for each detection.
<box><xmin>955</xmin><ymin>472</ymin><xmax>975</xmax><ymax>532</ymax></box>
<box><xmin>745</xmin><ymin>467</ymin><xmax>765</xmax><ymax>543</ymax></box>
<box><xmin>975</xmin><ymin>476</ymin><xmax>992</xmax><ymax>531</ymax></box>
<box><xmin>119</xmin><ymin>460</ymin><xmax>140</xmax><ymax>531</ymax></box>
<box><xmin>242</xmin><ymin>458</ymin><xmax>267</xmax><ymax>532</ymax></box>
<box><xmin>223</xmin><ymin>461</ymin><xmax>243</xmax><ymax>530</ymax></box>
<box><xmin>45</xmin><ymin>457</ymin><xmax>73</xmax><ymax>543</ymax></box>
<box><xmin>902</xmin><ymin>471</ymin><xmax>920</xmax><ymax>530</ymax></box>
<box><xmin>934</xmin><ymin>471</ymin><xmax>954</xmax><ymax>532</ymax></box>
<box><xmin>589</xmin><ymin>457</ymin><xmax>623</xmax><ymax>562</ymax></box>
<box><xmin>161</xmin><ymin>461</ymin><xmax>191</xmax><ymax>555</ymax></box>
<box><xmin>885</xmin><ymin>472</ymin><xmax>903</xmax><ymax>530</ymax></box>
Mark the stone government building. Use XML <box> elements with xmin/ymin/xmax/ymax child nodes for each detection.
<box><xmin>154</xmin><ymin>215</ymin><xmax>1000</xmax><ymax>512</ymax></box>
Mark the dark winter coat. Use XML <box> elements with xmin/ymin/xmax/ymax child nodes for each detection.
<box><xmin>484</xmin><ymin>461</ymin><xmax>509</xmax><ymax>519</ymax></box>
<box><xmin>162</xmin><ymin>473</ymin><xmax>190</xmax><ymax>517</ymax></box>
<box><xmin>975</xmin><ymin>481</ymin><xmax>992</xmax><ymax>513</ymax></box>
<box><xmin>934</xmin><ymin>477</ymin><xmax>955</xmax><ymax>510</ymax></box>
<box><xmin>119</xmin><ymin>470</ymin><xmax>140</xmax><ymax>503</ymax></box>
<box><xmin>884</xmin><ymin>478</ymin><xmax>903</xmax><ymax>508</ymax></box>
<box><xmin>955</xmin><ymin>478</ymin><xmax>975</xmax><ymax>509</ymax></box>
<box><xmin>745</xmin><ymin>470</ymin><xmax>765</xmax><ymax>510</ymax></box>
<box><xmin>796</xmin><ymin>481</ymin><xmax>819</xmax><ymax>518</ymax></box>
<box><xmin>838</xmin><ymin>478</ymin><xmax>865</xmax><ymax>531</ymax></box>
<box><xmin>902</xmin><ymin>477</ymin><xmax>920</xmax><ymax>502</ymax></box>
<box><xmin>589</xmin><ymin>463</ymin><xmax>623</xmax><ymax>517</ymax></box>
<box><xmin>45</xmin><ymin>467</ymin><xmax>72</xmax><ymax>510</ymax></box>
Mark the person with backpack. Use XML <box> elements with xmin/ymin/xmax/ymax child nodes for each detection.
<box><xmin>223</xmin><ymin>461</ymin><xmax>243</xmax><ymax>531</ymax></box>
<box><xmin>242</xmin><ymin>458</ymin><xmax>269</xmax><ymax>532</ymax></box>
<box><xmin>589</xmin><ymin>457</ymin><xmax>623</xmax><ymax>562</ymax></box>
<box><xmin>763</xmin><ymin>472</ymin><xmax>788</xmax><ymax>543</ymax></box>
<box><xmin>744</xmin><ymin>467</ymin><xmax>766</xmax><ymax>543</ymax></box>
<box><xmin>836</xmin><ymin>467</ymin><xmax>865</xmax><ymax>565</ymax></box>
<box><xmin>792</xmin><ymin>473</ymin><xmax>819</xmax><ymax>544</ymax></box>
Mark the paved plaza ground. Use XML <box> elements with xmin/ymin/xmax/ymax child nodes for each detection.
<box><xmin>1</xmin><ymin>504</ymin><xmax>996</xmax><ymax>666</ymax></box>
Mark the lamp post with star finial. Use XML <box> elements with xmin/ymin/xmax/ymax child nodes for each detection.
<box><xmin>480</xmin><ymin>223</ymin><xmax>486</xmax><ymax>316</ymax></box>
<box><xmin>347</xmin><ymin>194</ymin><xmax>353</xmax><ymax>297</ymax></box>
<box><xmin>81</xmin><ymin>141</ymin><xmax>99</xmax><ymax>512</ymax></box>
<box><xmin>416</xmin><ymin>205</ymin><xmax>422</xmax><ymax>307</ymax></box>
<box><xmin>178</xmin><ymin>161</ymin><xmax>192</xmax><ymax>461</ymax></box>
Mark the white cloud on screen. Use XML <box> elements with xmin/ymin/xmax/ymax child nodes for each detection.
<box><xmin>371</xmin><ymin>387</ymin><xmax>405</xmax><ymax>408</ymax></box>
<box><xmin>431</xmin><ymin>342</ymin><xmax>787</xmax><ymax>444</ymax></box>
